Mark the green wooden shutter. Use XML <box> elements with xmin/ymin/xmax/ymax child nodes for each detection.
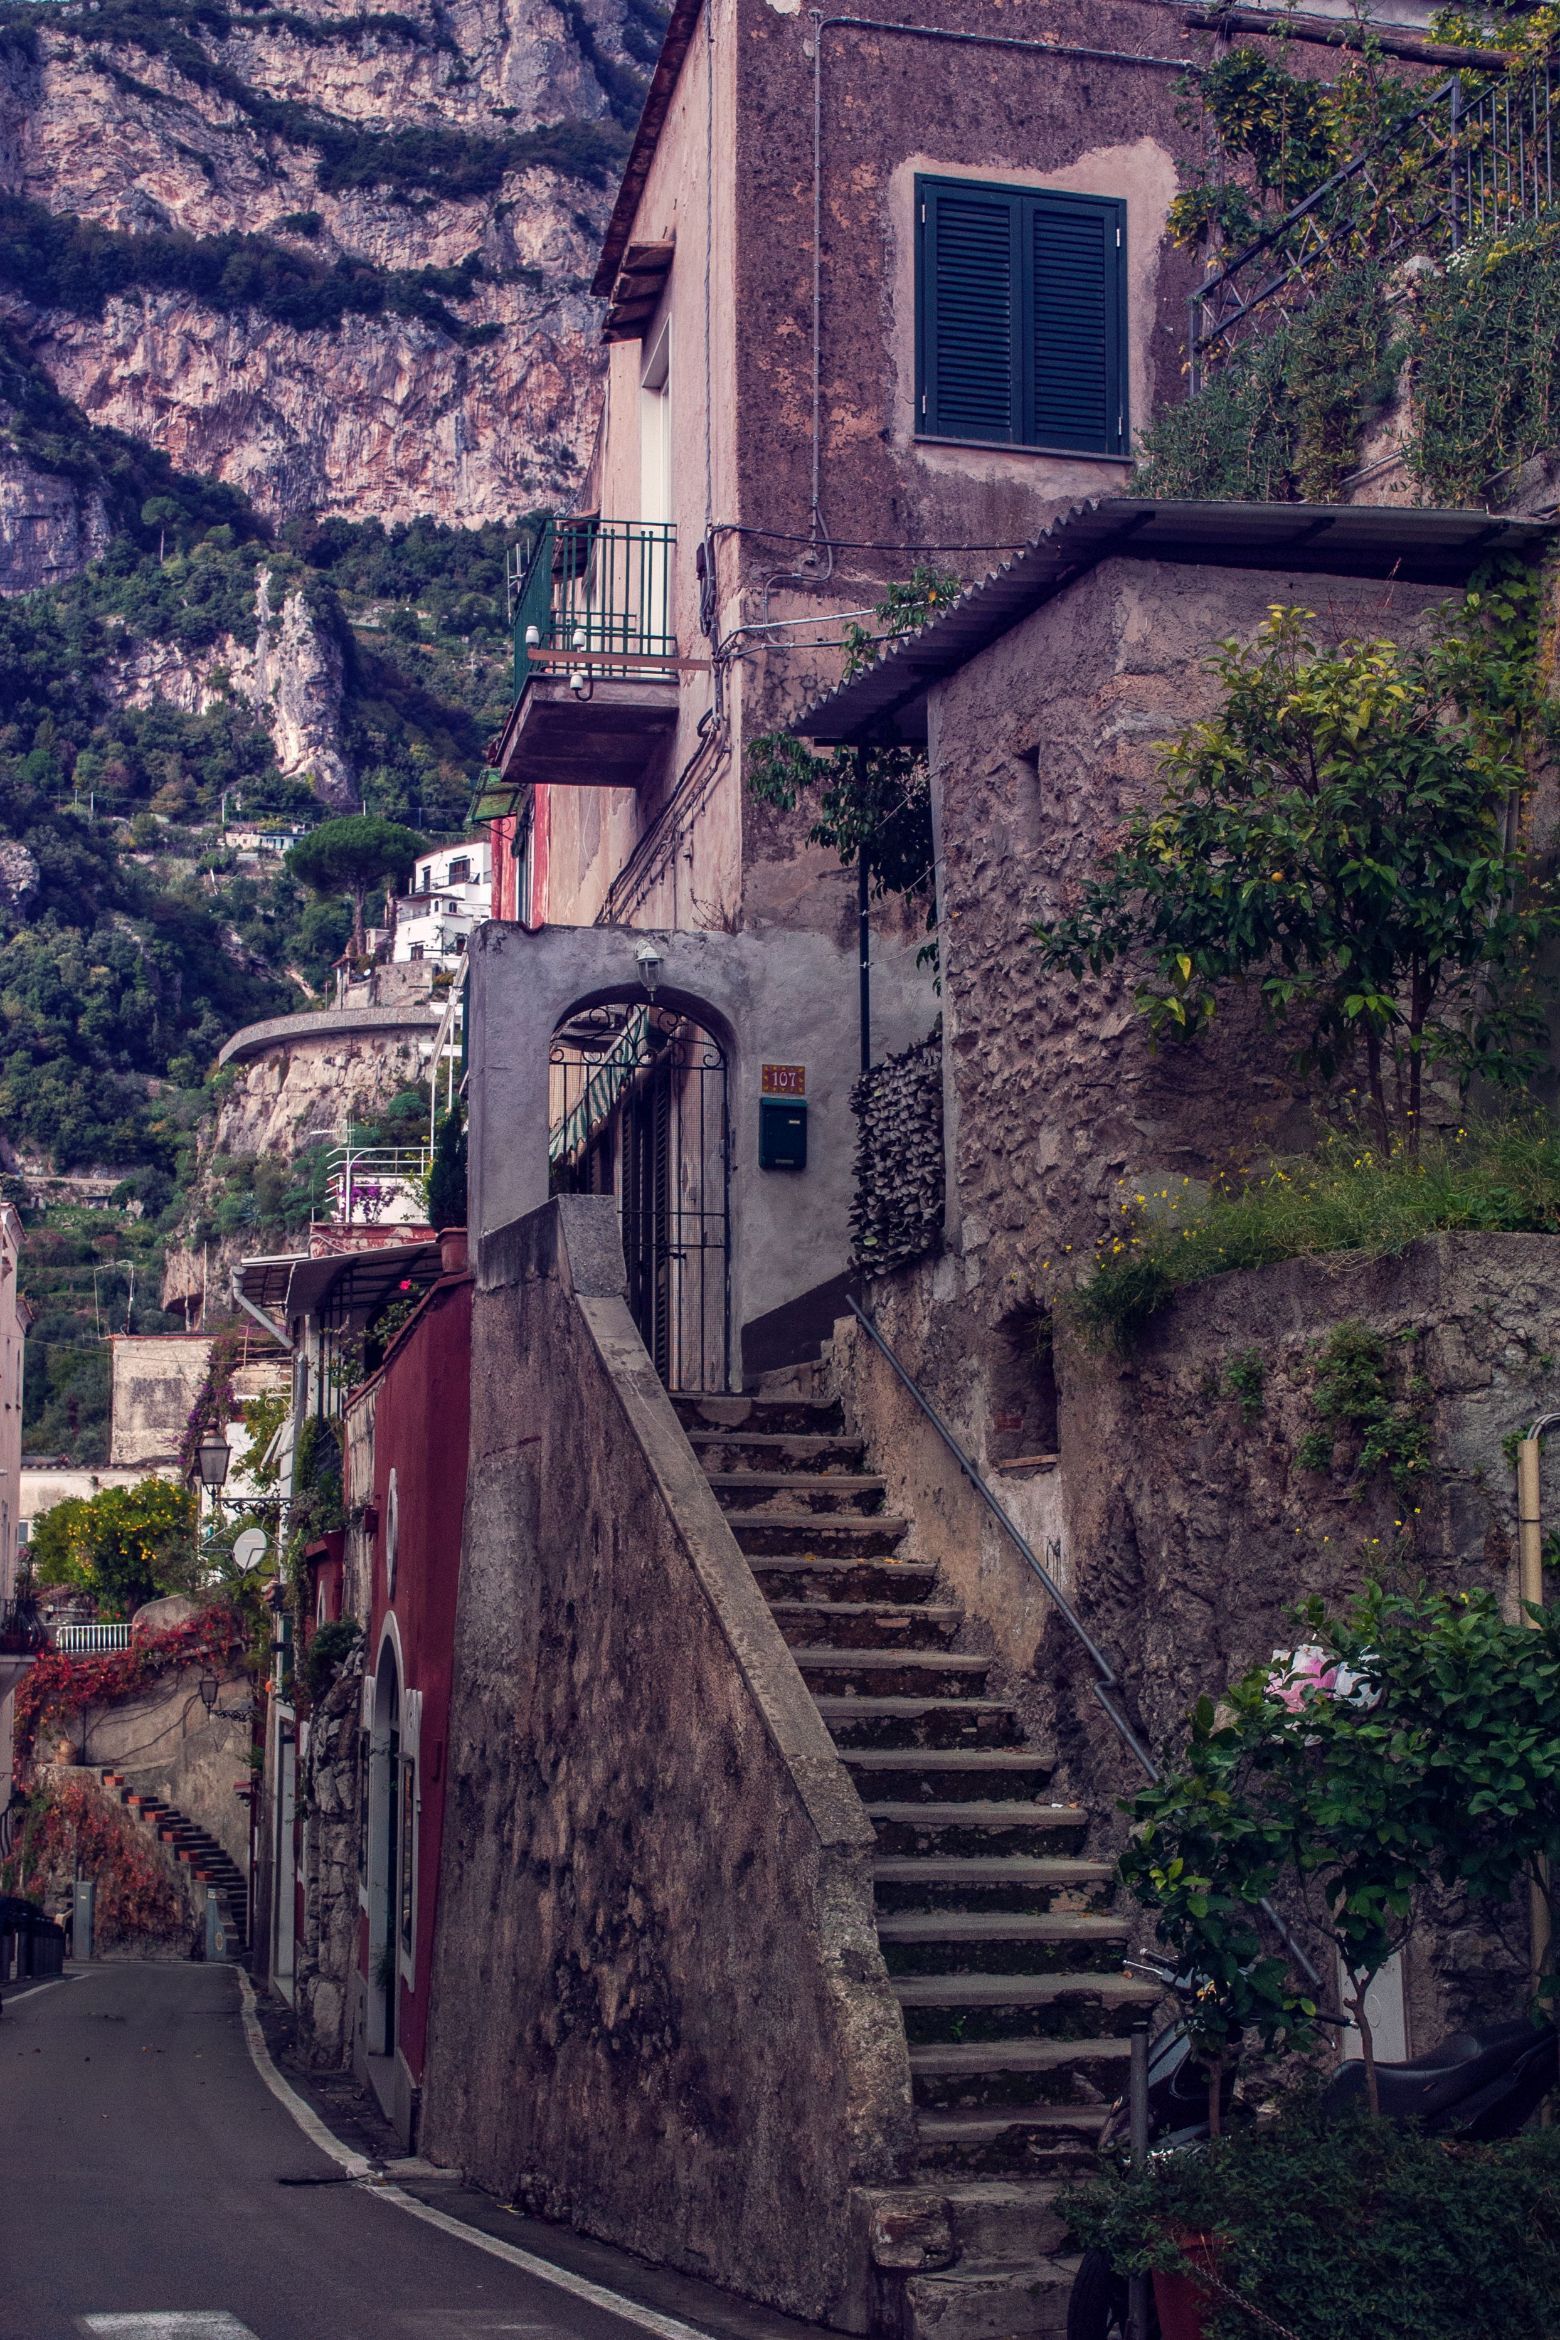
<box><xmin>917</xmin><ymin>177</ymin><xmax>1126</xmax><ymax>455</ymax></box>
<box><xmin>918</xmin><ymin>179</ymin><xmax>1020</xmax><ymax>445</ymax></box>
<box><xmin>1027</xmin><ymin>192</ymin><xmax>1126</xmax><ymax>454</ymax></box>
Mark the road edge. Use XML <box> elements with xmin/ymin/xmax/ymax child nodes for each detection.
<box><xmin>233</xmin><ymin>1972</ymin><xmax>718</xmax><ymax>2340</ymax></box>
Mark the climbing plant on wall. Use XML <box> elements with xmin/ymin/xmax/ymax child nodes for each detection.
<box><xmin>751</xmin><ymin>568</ymin><xmax>959</xmax><ymax>926</ymax></box>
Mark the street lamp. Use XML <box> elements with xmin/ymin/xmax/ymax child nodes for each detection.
<box><xmin>198</xmin><ymin>1671</ymin><xmax>251</xmax><ymax>1725</ymax></box>
<box><xmin>195</xmin><ymin>1428</ymin><xmax>231</xmax><ymax>1493</ymax></box>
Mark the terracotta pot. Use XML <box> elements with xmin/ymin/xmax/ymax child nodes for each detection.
<box><xmin>1152</xmin><ymin>2233</ymin><xmax>1221</xmax><ymax>2340</ymax></box>
<box><xmin>438</xmin><ymin>1226</ymin><xmax>468</xmax><ymax>1275</ymax></box>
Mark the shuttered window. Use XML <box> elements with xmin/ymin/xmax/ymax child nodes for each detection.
<box><xmin>915</xmin><ymin>177</ymin><xmax>1127</xmax><ymax>456</ymax></box>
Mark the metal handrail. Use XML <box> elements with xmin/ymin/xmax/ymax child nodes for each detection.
<box><xmin>848</xmin><ymin>1295</ymin><xmax>1158</xmax><ymax>1778</ymax></box>
<box><xmin>847</xmin><ymin>1295</ymin><xmax>1325</xmax><ymax>1989</ymax></box>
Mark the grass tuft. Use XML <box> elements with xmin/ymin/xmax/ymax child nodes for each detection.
<box><xmin>1073</xmin><ymin>1120</ymin><xmax>1560</xmax><ymax>1349</ymax></box>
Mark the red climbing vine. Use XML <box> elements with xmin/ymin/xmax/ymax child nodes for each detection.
<box><xmin>12</xmin><ymin>1607</ymin><xmax>246</xmax><ymax>1780</ymax></box>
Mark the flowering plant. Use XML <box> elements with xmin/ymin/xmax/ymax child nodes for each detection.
<box><xmin>1265</xmin><ymin>1642</ymin><xmax>1381</xmax><ymax>1715</ymax></box>
<box><xmin>12</xmin><ymin>1606</ymin><xmax>246</xmax><ymax>1779</ymax></box>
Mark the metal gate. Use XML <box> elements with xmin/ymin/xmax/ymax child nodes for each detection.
<box><xmin>549</xmin><ymin>1004</ymin><xmax>731</xmax><ymax>1393</ymax></box>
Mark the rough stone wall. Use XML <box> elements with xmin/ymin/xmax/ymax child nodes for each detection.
<box><xmin>851</xmin><ymin>1033</ymin><xmax>943</xmax><ymax>1274</ymax></box>
<box><xmin>931</xmin><ymin>556</ymin><xmax>1455</xmax><ymax>1282</ymax></box>
<box><xmin>293</xmin><ymin>1647</ymin><xmax>364</xmax><ymax>2071</ymax></box>
<box><xmin>1048</xmin><ymin>1232</ymin><xmax>1560</xmax><ymax>2049</ymax></box>
<box><xmin>423</xmin><ymin>1197</ymin><xmax>912</xmax><ymax>2329</ymax></box>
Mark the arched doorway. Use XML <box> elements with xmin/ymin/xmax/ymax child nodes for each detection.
<box><xmin>365</xmin><ymin>1637</ymin><xmax>400</xmax><ymax>2060</ymax></box>
<box><xmin>549</xmin><ymin>1000</ymin><xmax>730</xmax><ymax>1392</ymax></box>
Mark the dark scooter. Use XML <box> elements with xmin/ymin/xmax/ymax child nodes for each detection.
<box><xmin>1066</xmin><ymin>1952</ymin><xmax>1560</xmax><ymax>2340</ymax></box>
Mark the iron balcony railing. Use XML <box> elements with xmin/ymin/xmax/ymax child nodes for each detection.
<box><xmin>511</xmin><ymin>516</ymin><xmax>676</xmax><ymax>696</ymax></box>
<box><xmin>1189</xmin><ymin>57</ymin><xmax>1560</xmax><ymax>391</ymax></box>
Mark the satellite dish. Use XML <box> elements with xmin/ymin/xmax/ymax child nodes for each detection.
<box><xmin>232</xmin><ymin>1526</ymin><xmax>268</xmax><ymax>1573</ymax></box>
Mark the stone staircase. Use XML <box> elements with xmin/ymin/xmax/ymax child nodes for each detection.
<box><xmin>674</xmin><ymin>1392</ymin><xmax>1155</xmax><ymax>2340</ymax></box>
<box><xmin>100</xmin><ymin>1770</ymin><xmax>249</xmax><ymax>1959</ymax></box>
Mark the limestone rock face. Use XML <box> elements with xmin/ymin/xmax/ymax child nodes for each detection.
<box><xmin>118</xmin><ymin>566</ymin><xmax>355</xmax><ymax>807</ymax></box>
<box><xmin>0</xmin><ymin>0</ymin><xmax>642</xmax><ymax>530</ymax></box>
<box><xmin>0</xmin><ymin>437</ymin><xmax>110</xmax><ymax>590</ymax></box>
<box><xmin>0</xmin><ymin>838</ymin><xmax>39</xmax><ymax>914</ymax></box>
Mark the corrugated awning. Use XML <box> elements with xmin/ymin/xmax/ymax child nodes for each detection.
<box><xmin>235</xmin><ymin>1241</ymin><xmax>440</xmax><ymax>1331</ymax></box>
<box><xmin>794</xmin><ymin>497</ymin><xmax>1557</xmax><ymax>747</ymax></box>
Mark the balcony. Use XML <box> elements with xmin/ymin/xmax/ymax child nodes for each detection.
<box><xmin>481</xmin><ymin>517</ymin><xmax>680</xmax><ymax>804</ymax></box>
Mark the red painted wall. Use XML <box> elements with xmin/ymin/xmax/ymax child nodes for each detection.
<box><xmin>362</xmin><ymin>1270</ymin><xmax>472</xmax><ymax>2083</ymax></box>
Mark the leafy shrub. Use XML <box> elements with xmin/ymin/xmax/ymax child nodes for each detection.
<box><xmin>303</xmin><ymin>1617</ymin><xmax>361</xmax><ymax>1706</ymax></box>
<box><xmin>1064</xmin><ymin>2104</ymin><xmax>1560</xmax><ymax>2340</ymax></box>
<box><xmin>28</xmin><ymin>1476</ymin><xmax>199</xmax><ymax>1616</ymax></box>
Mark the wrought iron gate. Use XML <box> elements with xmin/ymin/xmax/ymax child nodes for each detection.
<box><xmin>549</xmin><ymin>1004</ymin><xmax>731</xmax><ymax>1393</ymax></box>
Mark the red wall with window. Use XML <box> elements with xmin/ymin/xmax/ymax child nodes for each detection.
<box><xmin>363</xmin><ymin>1265</ymin><xmax>472</xmax><ymax>2083</ymax></box>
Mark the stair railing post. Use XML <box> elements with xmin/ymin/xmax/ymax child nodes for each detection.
<box><xmin>1127</xmin><ymin>2022</ymin><xmax>1152</xmax><ymax>2340</ymax></box>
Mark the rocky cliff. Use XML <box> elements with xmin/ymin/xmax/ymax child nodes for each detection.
<box><xmin>0</xmin><ymin>0</ymin><xmax>656</xmax><ymax>540</ymax></box>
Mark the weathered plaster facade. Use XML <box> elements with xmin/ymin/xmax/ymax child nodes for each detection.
<box><xmin>422</xmin><ymin>1198</ymin><xmax>911</xmax><ymax>2325</ymax></box>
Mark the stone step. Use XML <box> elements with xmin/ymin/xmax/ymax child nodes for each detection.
<box><xmin>894</xmin><ymin>1971</ymin><xmax>1160</xmax><ymax>2045</ymax></box>
<box><xmin>687</xmin><ymin>1430</ymin><xmax>867</xmax><ymax>1473</ymax></box>
<box><xmin>795</xmin><ymin>1649</ymin><xmax>989</xmax><ymax>1700</ymax></box>
<box><xmin>751</xmin><ymin>1556</ymin><xmax>938</xmax><ymax>1603</ymax></box>
<box><xmin>768</xmin><ymin>1600</ymin><xmax>962</xmax><ymax>1652</ymax></box>
<box><xmin>866</xmin><ymin>1803</ymin><xmax>1089</xmax><ymax>1859</ymax></box>
<box><xmin>914</xmin><ymin>2103</ymin><xmax>1108</xmax><ymax>2178</ymax></box>
<box><xmin>706</xmin><ymin>1470</ymin><xmax>887</xmax><ymax>1517</ymax></box>
<box><xmin>880</xmin><ymin>1912</ymin><xmax>1130</xmax><ymax>1977</ymax></box>
<box><xmin>873</xmin><ymin>1855</ymin><xmax>1114</xmax><ymax>1914</ymax></box>
<box><xmin>729</xmin><ymin>1512</ymin><xmax>909</xmax><ymax>1558</ymax></box>
<box><xmin>942</xmin><ymin>2180</ymin><xmax>1073</xmax><ymax>2268</ymax></box>
<box><xmin>841</xmin><ymin>1748</ymin><xmax>1058</xmax><ymax>1800</ymax></box>
<box><xmin>672</xmin><ymin>1394</ymin><xmax>845</xmax><ymax>1436</ymax></box>
<box><xmin>819</xmin><ymin>1697</ymin><xmax>1020</xmax><ymax>1751</ymax></box>
<box><xmin>908</xmin><ymin>2036</ymin><xmax>1132</xmax><ymax>2110</ymax></box>
<box><xmin>896</xmin><ymin>2258</ymin><xmax>1078</xmax><ymax>2340</ymax></box>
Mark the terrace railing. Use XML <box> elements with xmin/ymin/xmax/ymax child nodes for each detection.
<box><xmin>323</xmin><ymin>1144</ymin><xmax>432</xmax><ymax>1229</ymax></box>
<box><xmin>1189</xmin><ymin>57</ymin><xmax>1560</xmax><ymax>391</ymax></box>
<box><xmin>511</xmin><ymin>517</ymin><xmax>676</xmax><ymax>696</ymax></box>
<box><xmin>51</xmin><ymin>1621</ymin><xmax>131</xmax><ymax>1654</ymax></box>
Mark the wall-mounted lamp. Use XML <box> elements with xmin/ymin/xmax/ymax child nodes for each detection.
<box><xmin>568</xmin><ymin>670</ymin><xmax>590</xmax><ymax>697</ymax></box>
<box><xmin>635</xmin><ymin>940</ymin><xmax>664</xmax><ymax>998</ymax></box>
<box><xmin>523</xmin><ymin>624</ymin><xmax>541</xmax><ymax>648</ymax></box>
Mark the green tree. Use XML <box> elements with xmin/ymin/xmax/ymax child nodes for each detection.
<box><xmin>286</xmin><ymin>814</ymin><xmax>424</xmax><ymax>953</ymax></box>
<box><xmin>29</xmin><ymin>1477</ymin><xmax>199</xmax><ymax>1618</ymax></box>
<box><xmin>750</xmin><ymin>568</ymin><xmax>959</xmax><ymax>924</ymax></box>
<box><xmin>425</xmin><ymin>1099</ymin><xmax>467</xmax><ymax>1230</ymax></box>
<box><xmin>1034</xmin><ymin>582</ymin><xmax>1558</xmax><ymax>1148</ymax></box>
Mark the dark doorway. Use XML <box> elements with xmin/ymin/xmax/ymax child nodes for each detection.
<box><xmin>550</xmin><ymin>1003</ymin><xmax>731</xmax><ymax>1392</ymax></box>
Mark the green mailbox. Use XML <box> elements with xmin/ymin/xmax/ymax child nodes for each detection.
<box><xmin>759</xmin><ymin>1096</ymin><xmax>808</xmax><ymax>1171</ymax></box>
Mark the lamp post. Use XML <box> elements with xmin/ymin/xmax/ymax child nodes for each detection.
<box><xmin>196</xmin><ymin>1428</ymin><xmax>232</xmax><ymax>1494</ymax></box>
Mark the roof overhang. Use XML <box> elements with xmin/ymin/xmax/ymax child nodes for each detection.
<box><xmin>592</xmin><ymin>0</ymin><xmax>704</xmax><ymax>299</ymax></box>
<box><xmin>794</xmin><ymin>497</ymin><xmax>1558</xmax><ymax>747</ymax></box>
<box><xmin>235</xmin><ymin>1240</ymin><xmax>440</xmax><ymax>1331</ymax></box>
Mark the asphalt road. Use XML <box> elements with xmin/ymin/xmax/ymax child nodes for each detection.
<box><xmin>0</xmin><ymin>1961</ymin><xmax>709</xmax><ymax>2340</ymax></box>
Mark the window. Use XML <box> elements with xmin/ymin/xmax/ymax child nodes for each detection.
<box><xmin>448</xmin><ymin>856</ymin><xmax>471</xmax><ymax>885</ymax></box>
<box><xmin>915</xmin><ymin>176</ymin><xmax>1127</xmax><ymax>456</ymax></box>
<box><xmin>409</xmin><ymin>942</ymin><xmax>424</xmax><ymax>961</ymax></box>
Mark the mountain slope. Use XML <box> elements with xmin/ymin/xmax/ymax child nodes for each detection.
<box><xmin>0</xmin><ymin>0</ymin><xmax>661</xmax><ymax>529</ymax></box>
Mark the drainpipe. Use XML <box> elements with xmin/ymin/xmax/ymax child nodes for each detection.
<box><xmin>1516</xmin><ymin>1414</ymin><xmax>1558</xmax><ymax>1994</ymax></box>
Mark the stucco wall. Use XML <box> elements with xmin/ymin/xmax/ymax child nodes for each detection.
<box><xmin>356</xmin><ymin>1270</ymin><xmax>472</xmax><ymax>2086</ymax></box>
<box><xmin>81</xmin><ymin>1669</ymin><xmax>252</xmax><ymax>1871</ymax></box>
<box><xmin>467</xmin><ymin>919</ymin><xmax>934</xmax><ymax>1356</ymax></box>
<box><xmin>422</xmin><ymin>1197</ymin><xmax>911</xmax><ymax>2326</ymax></box>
